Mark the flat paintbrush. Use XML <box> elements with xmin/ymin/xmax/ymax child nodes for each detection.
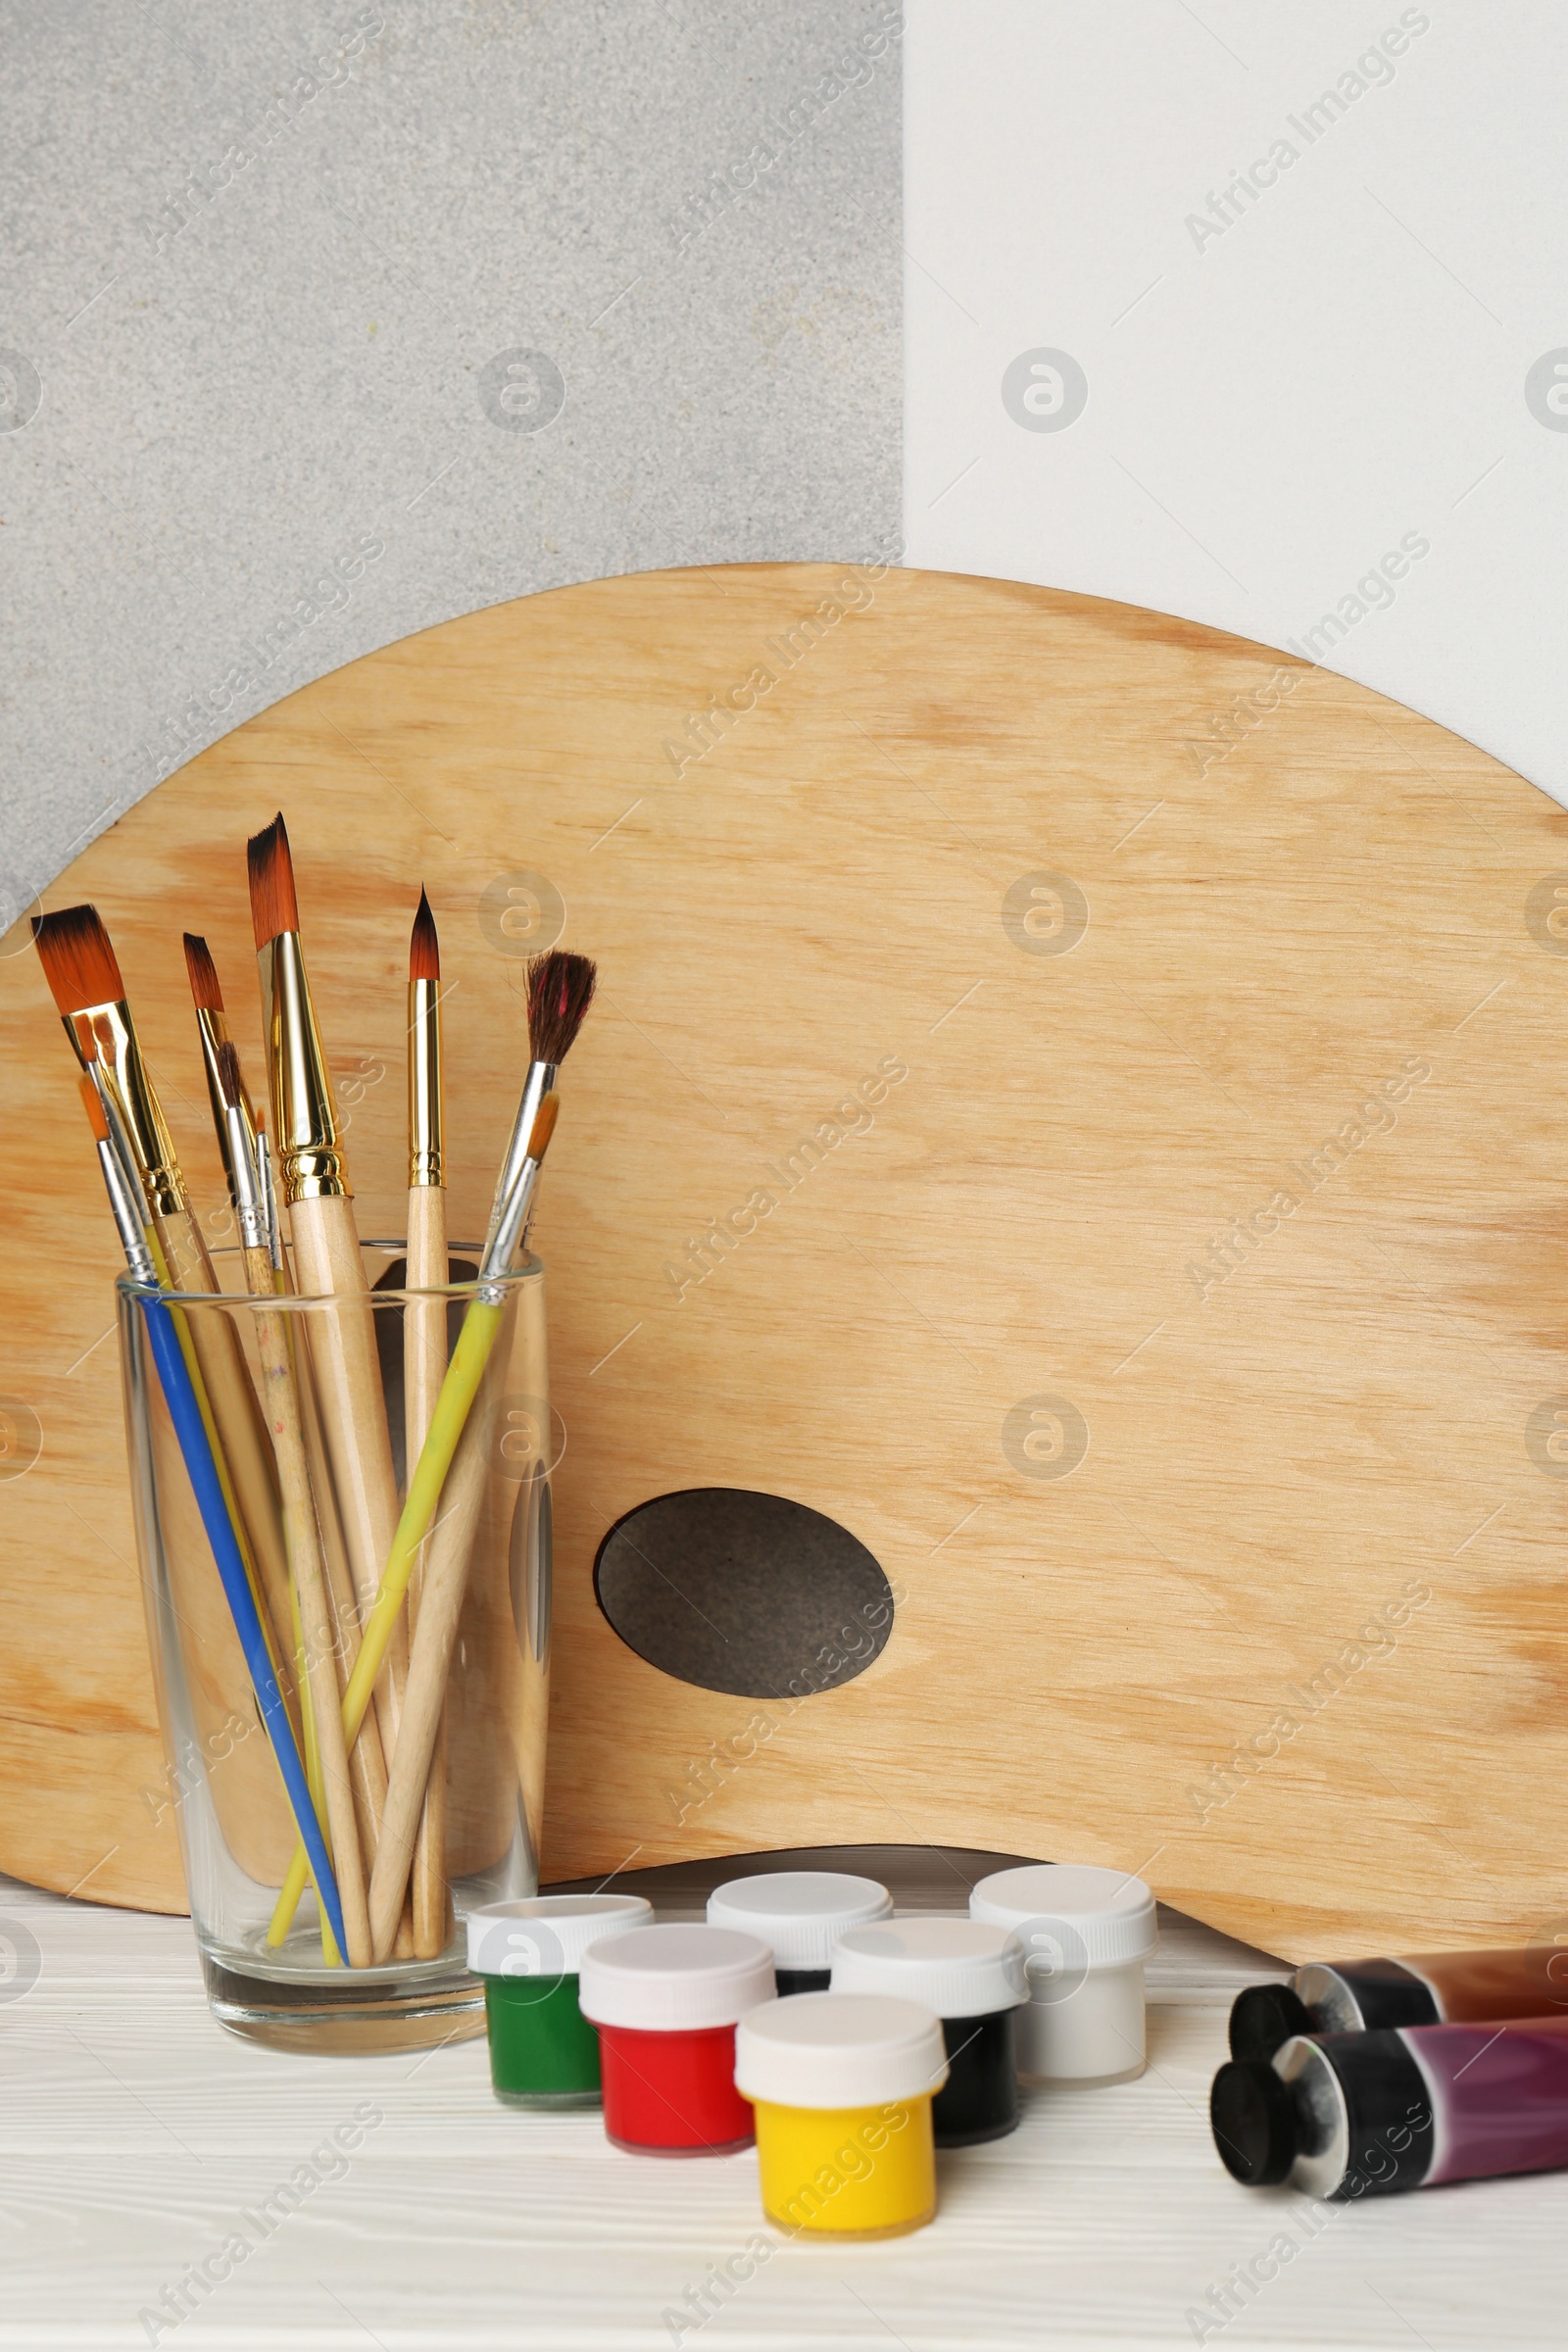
<box><xmin>218</xmin><ymin>1043</ymin><xmax>372</xmax><ymax>1968</ymax></box>
<box><xmin>34</xmin><ymin>906</ymin><xmax>298</xmax><ymax>1720</ymax></box>
<box><xmin>405</xmin><ymin>889</ymin><xmax>451</xmax><ymax>1959</ymax></box>
<box><xmin>246</xmin><ymin>817</ymin><xmax>409</xmax><ymax>1773</ymax></box>
<box><xmin>183</xmin><ymin>934</ymin><xmax>261</xmax><ymax>1217</ymax></box>
<box><xmin>256</xmin><ymin>1088</ymin><xmax>396</xmax><ymax>1942</ymax></box>
<box><xmin>186</xmin><ymin>940</ymin><xmax>343</xmax><ymax>1952</ymax></box>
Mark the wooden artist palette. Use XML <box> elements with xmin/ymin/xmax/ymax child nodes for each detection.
<box><xmin>4</xmin><ymin>563</ymin><xmax>1566</xmax><ymax>1961</ymax></box>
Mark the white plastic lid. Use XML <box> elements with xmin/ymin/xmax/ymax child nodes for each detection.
<box><xmin>576</xmin><ymin>1924</ymin><xmax>776</xmax><ymax>2032</ymax></box>
<box><xmin>969</xmin><ymin>1865</ymin><xmax>1158</xmax><ymax>1972</ymax></box>
<box><xmin>735</xmin><ymin>1993</ymin><xmax>950</xmax><ymax>2109</ymax></box>
<box><xmin>829</xmin><ymin>1918</ymin><xmax>1028</xmax><ymax>2018</ymax></box>
<box><xmin>706</xmin><ymin>1872</ymin><xmax>894</xmax><ymax>1970</ymax></box>
<box><xmin>466</xmin><ymin>1893</ymin><xmax>653</xmax><ymax>1979</ymax></box>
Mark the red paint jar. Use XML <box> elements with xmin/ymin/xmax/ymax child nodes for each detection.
<box><xmin>578</xmin><ymin>1925</ymin><xmax>776</xmax><ymax>2156</ymax></box>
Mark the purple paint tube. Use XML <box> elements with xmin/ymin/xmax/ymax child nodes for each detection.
<box><xmin>1211</xmin><ymin>2015</ymin><xmax>1568</xmax><ymax>2198</ymax></box>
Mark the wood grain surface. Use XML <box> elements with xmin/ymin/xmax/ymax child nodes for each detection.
<box><xmin>3</xmin><ymin>562</ymin><xmax>1566</xmax><ymax>1961</ymax></box>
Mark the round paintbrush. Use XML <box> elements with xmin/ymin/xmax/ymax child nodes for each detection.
<box><xmin>481</xmin><ymin>949</ymin><xmax>597</xmax><ymax>1257</ymax></box>
<box><xmin>366</xmin><ymin>1094</ymin><xmax>563</xmax><ymax>1960</ymax></box>
<box><xmin>405</xmin><ymin>889</ymin><xmax>452</xmax><ymax>1959</ymax></box>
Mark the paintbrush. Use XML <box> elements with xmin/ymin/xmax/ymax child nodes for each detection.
<box><xmin>365</xmin><ymin>1094</ymin><xmax>561</xmax><ymax>1957</ymax></box>
<box><xmin>218</xmin><ymin>1041</ymin><xmax>372</xmax><ymax>1968</ymax></box>
<box><xmin>34</xmin><ymin>906</ymin><xmax>298</xmax><ymax>1717</ymax></box>
<box><xmin>257</xmin><ymin>1085</ymin><xmax>397</xmax><ymax>1955</ymax></box>
<box><xmin>183</xmin><ymin>937</ymin><xmax>337</xmax><ymax>1913</ymax></box>
<box><xmin>72</xmin><ymin>1061</ymin><xmax>349</xmax><ymax>1959</ymax></box>
<box><xmin>183</xmin><ymin>934</ymin><xmax>261</xmax><ymax>1217</ymax></box>
<box><xmin>271</xmin><ymin>1089</ymin><xmax>564</xmax><ymax>1952</ymax></box>
<box><xmin>246</xmin><ymin>817</ymin><xmax>409</xmax><ymax>1774</ymax></box>
<box><xmin>482</xmin><ymin>950</ymin><xmax>597</xmax><ymax>1257</ymax></box>
<box><xmin>405</xmin><ymin>889</ymin><xmax>451</xmax><ymax>1959</ymax></box>
<box><xmin>361</xmin><ymin>959</ymin><xmax>595</xmax><ymax>1951</ymax></box>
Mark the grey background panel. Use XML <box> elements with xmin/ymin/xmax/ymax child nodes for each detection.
<box><xmin>0</xmin><ymin>0</ymin><xmax>903</xmax><ymax>930</ymax></box>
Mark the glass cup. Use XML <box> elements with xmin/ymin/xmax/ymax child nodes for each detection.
<box><xmin>117</xmin><ymin>1241</ymin><xmax>551</xmax><ymax>2053</ymax></box>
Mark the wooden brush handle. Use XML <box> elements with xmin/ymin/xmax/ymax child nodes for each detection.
<box><xmin>160</xmin><ymin>1204</ymin><xmax>298</xmax><ymax>1730</ymax></box>
<box><xmin>295</xmin><ymin>1339</ymin><xmax>390</xmax><ymax>1854</ymax></box>
<box><xmin>367</xmin><ymin>1369</ymin><xmax>499</xmax><ymax>1961</ymax></box>
<box><xmin>286</xmin><ymin>1194</ymin><xmax>408</xmax><ymax>1764</ymax></box>
<box><xmin>406</xmin><ymin>1183</ymin><xmax>451</xmax><ymax>1960</ymax></box>
<box><xmin>243</xmin><ymin>1239</ymin><xmax>371</xmax><ymax>1968</ymax></box>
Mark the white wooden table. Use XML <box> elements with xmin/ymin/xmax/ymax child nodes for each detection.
<box><xmin>1</xmin><ymin>1854</ymin><xmax>1559</xmax><ymax>2351</ymax></box>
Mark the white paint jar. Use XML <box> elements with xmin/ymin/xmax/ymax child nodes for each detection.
<box><xmin>969</xmin><ymin>1864</ymin><xmax>1158</xmax><ymax>2086</ymax></box>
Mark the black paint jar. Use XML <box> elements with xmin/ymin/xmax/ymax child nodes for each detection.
<box><xmin>707</xmin><ymin>1870</ymin><xmax>893</xmax><ymax>1994</ymax></box>
<box><xmin>831</xmin><ymin>1919</ymin><xmax>1030</xmax><ymax>2147</ymax></box>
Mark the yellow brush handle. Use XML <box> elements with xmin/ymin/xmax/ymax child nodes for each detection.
<box><xmin>352</xmin><ymin>1302</ymin><xmax>503</xmax><ymax>1734</ymax></box>
<box><xmin>269</xmin><ymin>1296</ymin><xmax>504</xmax><ymax>1937</ymax></box>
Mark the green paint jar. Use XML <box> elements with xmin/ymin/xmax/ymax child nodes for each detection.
<box><xmin>467</xmin><ymin>1894</ymin><xmax>654</xmax><ymax>2108</ymax></box>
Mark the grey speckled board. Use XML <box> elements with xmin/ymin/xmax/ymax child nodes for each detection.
<box><xmin>0</xmin><ymin>0</ymin><xmax>901</xmax><ymax>928</ymax></box>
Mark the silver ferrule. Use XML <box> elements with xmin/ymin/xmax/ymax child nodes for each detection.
<box><xmin>91</xmin><ymin>1066</ymin><xmax>148</xmax><ymax>1221</ymax></box>
<box><xmin>97</xmin><ymin>1140</ymin><xmax>157</xmax><ymax>1283</ymax></box>
<box><xmin>480</xmin><ymin>1152</ymin><xmax>544</xmax><ymax>1294</ymax></box>
<box><xmin>193</xmin><ymin>1006</ymin><xmax>258</xmax><ymax>1212</ymax></box>
<box><xmin>484</xmin><ymin>1059</ymin><xmax>555</xmax><ymax>1252</ymax></box>
<box><xmin>256</xmin><ymin>1132</ymin><xmax>285</xmax><ymax>1273</ymax></box>
<box><xmin>224</xmin><ymin>1102</ymin><xmax>267</xmax><ymax>1253</ymax></box>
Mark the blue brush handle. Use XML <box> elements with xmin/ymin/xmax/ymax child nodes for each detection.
<box><xmin>141</xmin><ymin>1293</ymin><xmax>348</xmax><ymax>1960</ymax></box>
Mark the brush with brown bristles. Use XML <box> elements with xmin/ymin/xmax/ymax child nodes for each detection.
<box><xmin>216</xmin><ymin>1041</ymin><xmax>372</xmax><ymax>1968</ymax></box>
<box><xmin>367</xmin><ymin>1091</ymin><xmax>564</xmax><ymax>1959</ymax></box>
<box><xmin>33</xmin><ymin>905</ymin><xmax>299</xmax><ymax>1723</ymax></box>
<box><xmin>246</xmin><ymin>816</ymin><xmax>409</xmax><ymax>1806</ymax></box>
<box><xmin>405</xmin><ymin>888</ymin><xmax>452</xmax><ymax>1957</ymax></box>
<box><xmin>182</xmin><ymin>933</ymin><xmax>260</xmax><ymax>1219</ymax></box>
<box><xmin>482</xmin><ymin>949</ymin><xmax>597</xmax><ymax>1261</ymax></box>
<box><xmin>364</xmin><ymin>951</ymin><xmax>593</xmax><ymax>1953</ymax></box>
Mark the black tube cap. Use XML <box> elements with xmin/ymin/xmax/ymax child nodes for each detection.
<box><xmin>1211</xmin><ymin>2059</ymin><xmax>1300</xmax><ymax>2184</ymax></box>
<box><xmin>1230</xmin><ymin>1982</ymin><xmax>1316</xmax><ymax>2060</ymax></box>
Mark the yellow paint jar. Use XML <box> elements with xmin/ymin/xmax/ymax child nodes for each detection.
<box><xmin>734</xmin><ymin>1993</ymin><xmax>949</xmax><ymax>2239</ymax></box>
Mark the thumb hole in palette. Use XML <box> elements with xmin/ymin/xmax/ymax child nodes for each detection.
<box><xmin>593</xmin><ymin>1488</ymin><xmax>894</xmax><ymax>1699</ymax></box>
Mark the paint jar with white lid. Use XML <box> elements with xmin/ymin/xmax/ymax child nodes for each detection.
<box><xmin>830</xmin><ymin>1917</ymin><xmax>1029</xmax><ymax>2144</ymax></box>
<box><xmin>969</xmin><ymin>1864</ymin><xmax>1158</xmax><ymax>2085</ymax></box>
<box><xmin>578</xmin><ymin>1924</ymin><xmax>776</xmax><ymax>2155</ymax></box>
<box><xmin>707</xmin><ymin>1871</ymin><xmax>893</xmax><ymax>1994</ymax></box>
<box><xmin>735</xmin><ymin>1993</ymin><xmax>950</xmax><ymax>2238</ymax></box>
<box><xmin>466</xmin><ymin>1893</ymin><xmax>653</xmax><ymax>2108</ymax></box>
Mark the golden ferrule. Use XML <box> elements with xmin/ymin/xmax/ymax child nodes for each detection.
<box><xmin>408</xmin><ymin>976</ymin><xmax>443</xmax><ymax>1189</ymax></box>
<box><xmin>65</xmin><ymin>1002</ymin><xmax>188</xmax><ymax>1219</ymax></box>
<box><xmin>258</xmin><ymin>929</ymin><xmax>352</xmax><ymax>1203</ymax></box>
